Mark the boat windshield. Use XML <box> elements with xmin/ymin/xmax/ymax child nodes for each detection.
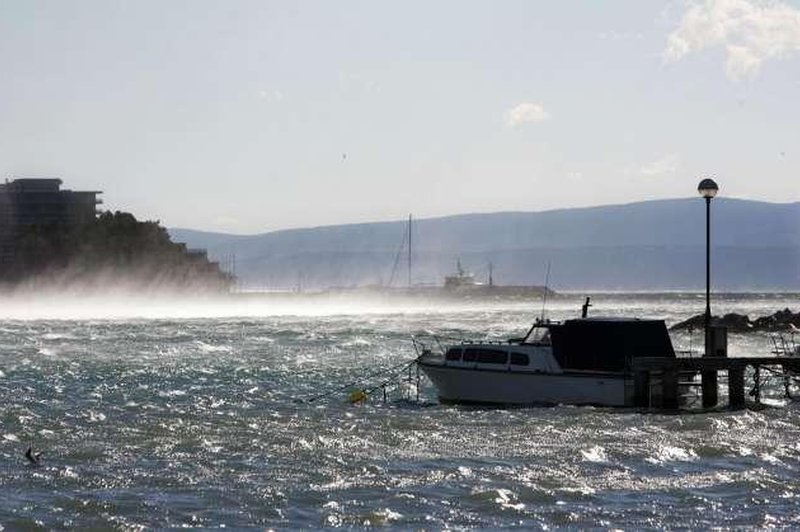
<box><xmin>524</xmin><ymin>325</ymin><xmax>551</xmax><ymax>345</ymax></box>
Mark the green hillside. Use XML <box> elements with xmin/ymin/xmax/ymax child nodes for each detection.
<box><xmin>2</xmin><ymin>211</ymin><xmax>232</xmax><ymax>293</ymax></box>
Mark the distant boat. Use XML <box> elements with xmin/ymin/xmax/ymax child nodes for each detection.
<box><xmin>385</xmin><ymin>214</ymin><xmax>414</xmax><ymax>289</ymax></box>
<box><xmin>443</xmin><ymin>259</ymin><xmax>478</xmax><ymax>290</ymax></box>
<box><xmin>418</xmin><ymin>302</ymin><xmax>683</xmax><ymax>407</ymax></box>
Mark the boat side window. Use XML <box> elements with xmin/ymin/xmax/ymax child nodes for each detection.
<box><xmin>463</xmin><ymin>348</ymin><xmax>479</xmax><ymax>362</ymax></box>
<box><xmin>445</xmin><ymin>348</ymin><xmax>462</xmax><ymax>361</ymax></box>
<box><xmin>510</xmin><ymin>352</ymin><xmax>529</xmax><ymax>365</ymax></box>
<box><xmin>476</xmin><ymin>349</ymin><xmax>508</xmax><ymax>364</ymax></box>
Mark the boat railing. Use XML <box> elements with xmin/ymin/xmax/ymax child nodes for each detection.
<box><xmin>456</xmin><ymin>339</ymin><xmax>511</xmax><ymax>346</ymax></box>
<box><xmin>412</xmin><ymin>334</ymin><xmax>512</xmax><ymax>351</ymax></box>
<box><xmin>770</xmin><ymin>332</ymin><xmax>799</xmax><ymax>357</ymax></box>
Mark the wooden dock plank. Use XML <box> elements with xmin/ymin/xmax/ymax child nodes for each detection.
<box><xmin>633</xmin><ymin>357</ymin><xmax>800</xmax><ymax>371</ymax></box>
<box><xmin>631</xmin><ymin>356</ymin><xmax>800</xmax><ymax>411</ymax></box>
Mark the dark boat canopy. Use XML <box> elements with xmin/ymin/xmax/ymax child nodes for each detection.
<box><xmin>548</xmin><ymin>318</ymin><xmax>675</xmax><ymax>373</ymax></box>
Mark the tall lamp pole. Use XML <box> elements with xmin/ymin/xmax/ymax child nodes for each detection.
<box><xmin>697</xmin><ymin>178</ymin><xmax>719</xmax><ymax>355</ymax></box>
<box><xmin>698</xmin><ymin>178</ymin><xmax>719</xmax><ymax>409</ymax></box>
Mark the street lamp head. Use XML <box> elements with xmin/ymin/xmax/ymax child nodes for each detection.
<box><xmin>697</xmin><ymin>178</ymin><xmax>719</xmax><ymax>199</ymax></box>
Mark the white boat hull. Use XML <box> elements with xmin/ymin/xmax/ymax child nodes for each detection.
<box><xmin>420</xmin><ymin>362</ymin><xmax>629</xmax><ymax>406</ymax></box>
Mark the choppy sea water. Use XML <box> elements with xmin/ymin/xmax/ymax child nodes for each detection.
<box><xmin>1</xmin><ymin>293</ymin><xmax>799</xmax><ymax>529</ymax></box>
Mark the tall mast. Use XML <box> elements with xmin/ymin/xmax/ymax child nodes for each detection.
<box><xmin>407</xmin><ymin>214</ymin><xmax>412</xmax><ymax>287</ymax></box>
<box><xmin>540</xmin><ymin>261</ymin><xmax>551</xmax><ymax>321</ymax></box>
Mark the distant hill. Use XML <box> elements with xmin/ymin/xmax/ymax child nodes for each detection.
<box><xmin>169</xmin><ymin>198</ymin><xmax>800</xmax><ymax>291</ymax></box>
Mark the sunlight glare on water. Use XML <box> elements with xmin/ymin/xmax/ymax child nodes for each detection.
<box><xmin>0</xmin><ymin>293</ymin><xmax>799</xmax><ymax>528</ymax></box>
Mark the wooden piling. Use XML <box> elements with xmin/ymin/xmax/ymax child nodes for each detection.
<box><xmin>632</xmin><ymin>356</ymin><xmax>800</xmax><ymax>412</ymax></box>
<box><xmin>634</xmin><ymin>370</ymin><xmax>650</xmax><ymax>408</ymax></box>
<box><xmin>662</xmin><ymin>367</ymin><xmax>679</xmax><ymax>411</ymax></box>
<box><xmin>701</xmin><ymin>370</ymin><xmax>718</xmax><ymax>408</ymax></box>
<box><xmin>753</xmin><ymin>366</ymin><xmax>761</xmax><ymax>403</ymax></box>
<box><xmin>728</xmin><ymin>364</ymin><xmax>746</xmax><ymax>410</ymax></box>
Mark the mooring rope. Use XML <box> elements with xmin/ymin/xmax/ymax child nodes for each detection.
<box><xmin>303</xmin><ymin>356</ymin><xmax>421</xmax><ymax>403</ymax></box>
<box><xmin>360</xmin><ymin>359</ymin><xmax>419</xmax><ymax>398</ymax></box>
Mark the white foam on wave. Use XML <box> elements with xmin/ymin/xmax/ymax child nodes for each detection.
<box><xmin>159</xmin><ymin>389</ymin><xmax>187</xmax><ymax>398</ymax></box>
<box><xmin>760</xmin><ymin>453</ymin><xmax>783</xmax><ymax>465</ymax></box>
<box><xmin>86</xmin><ymin>411</ymin><xmax>107</xmax><ymax>422</ymax></box>
<box><xmin>41</xmin><ymin>333</ymin><xmax>68</xmax><ymax>340</ymax></box>
<box><xmin>193</xmin><ymin>341</ymin><xmax>231</xmax><ymax>353</ymax></box>
<box><xmin>580</xmin><ymin>445</ymin><xmax>609</xmax><ymax>463</ymax></box>
<box><xmin>372</xmin><ymin>508</ymin><xmax>403</xmax><ymax>522</ymax></box>
<box><xmin>294</xmin><ymin>438</ymin><xmax>313</xmax><ymax>450</ymax></box>
<box><xmin>342</xmin><ymin>337</ymin><xmax>372</xmax><ymax>347</ymax></box>
<box><xmin>646</xmin><ymin>445</ymin><xmax>698</xmax><ymax>464</ymax></box>
<box><xmin>59</xmin><ymin>466</ymin><xmax>79</xmax><ymax>479</ymax></box>
<box><xmin>493</xmin><ymin>488</ymin><xmax>525</xmax><ymax>511</ymax></box>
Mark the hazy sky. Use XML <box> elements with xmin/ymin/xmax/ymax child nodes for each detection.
<box><xmin>0</xmin><ymin>0</ymin><xmax>798</xmax><ymax>233</ymax></box>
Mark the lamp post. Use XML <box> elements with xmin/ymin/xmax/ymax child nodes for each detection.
<box><xmin>698</xmin><ymin>178</ymin><xmax>719</xmax><ymax>407</ymax></box>
<box><xmin>697</xmin><ymin>178</ymin><xmax>718</xmax><ymax>352</ymax></box>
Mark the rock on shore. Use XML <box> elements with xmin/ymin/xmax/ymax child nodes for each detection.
<box><xmin>670</xmin><ymin>308</ymin><xmax>800</xmax><ymax>333</ymax></box>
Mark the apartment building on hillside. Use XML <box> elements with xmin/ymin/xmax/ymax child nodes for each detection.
<box><xmin>0</xmin><ymin>177</ymin><xmax>102</xmax><ymax>262</ymax></box>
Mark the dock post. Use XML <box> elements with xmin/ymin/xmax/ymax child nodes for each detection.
<box><xmin>702</xmin><ymin>327</ymin><xmax>726</xmax><ymax>408</ymax></box>
<box><xmin>728</xmin><ymin>364</ymin><xmax>746</xmax><ymax>410</ymax></box>
<box><xmin>702</xmin><ymin>370</ymin><xmax>718</xmax><ymax>408</ymax></box>
<box><xmin>662</xmin><ymin>366</ymin><xmax>679</xmax><ymax>411</ymax></box>
<box><xmin>752</xmin><ymin>366</ymin><xmax>761</xmax><ymax>403</ymax></box>
<box><xmin>634</xmin><ymin>370</ymin><xmax>650</xmax><ymax>408</ymax></box>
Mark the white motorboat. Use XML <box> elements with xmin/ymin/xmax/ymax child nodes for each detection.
<box><xmin>417</xmin><ymin>309</ymin><xmax>679</xmax><ymax>407</ymax></box>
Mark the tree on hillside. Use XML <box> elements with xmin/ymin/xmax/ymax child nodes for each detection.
<box><xmin>0</xmin><ymin>211</ymin><xmax>233</xmax><ymax>292</ymax></box>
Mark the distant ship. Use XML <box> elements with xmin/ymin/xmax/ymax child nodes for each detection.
<box><xmin>324</xmin><ymin>217</ymin><xmax>554</xmax><ymax>299</ymax></box>
<box><xmin>443</xmin><ymin>260</ymin><xmax>478</xmax><ymax>290</ymax></box>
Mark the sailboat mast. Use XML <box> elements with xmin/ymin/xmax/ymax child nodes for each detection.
<box><xmin>540</xmin><ymin>261</ymin><xmax>552</xmax><ymax>321</ymax></box>
<box><xmin>407</xmin><ymin>214</ymin><xmax>412</xmax><ymax>287</ymax></box>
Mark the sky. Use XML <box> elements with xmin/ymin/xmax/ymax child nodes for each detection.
<box><xmin>0</xmin><ymin>0</ymin><xmax>798</xmax><ymax>234</ymax></box>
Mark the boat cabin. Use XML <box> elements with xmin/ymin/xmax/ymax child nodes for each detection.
<box><xmin>441</xmin><ymin>317</ymin><xmax>676</xmax><ymax>375</ymax></box>
<box><xmin>525</xmin><ymin>318</ymin><xmax>676</xmax><ymax>372</ymax></box>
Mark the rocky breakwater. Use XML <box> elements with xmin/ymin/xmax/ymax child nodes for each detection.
<box><xmin>671</xmin><ymin>308</ymin><xmax>800</xmax><ymax>333</ymax></box>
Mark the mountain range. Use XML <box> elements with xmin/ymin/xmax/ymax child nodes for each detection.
<box><xmin>169</xmin><ymin>198</ymin><xmax>800</xmax><ymax>291</ymax></box>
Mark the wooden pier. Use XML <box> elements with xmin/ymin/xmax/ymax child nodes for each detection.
<box><xmin>632</xmin><ymin>356</ymin><xmax>800</xmax><ymax>410</ymax></box>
